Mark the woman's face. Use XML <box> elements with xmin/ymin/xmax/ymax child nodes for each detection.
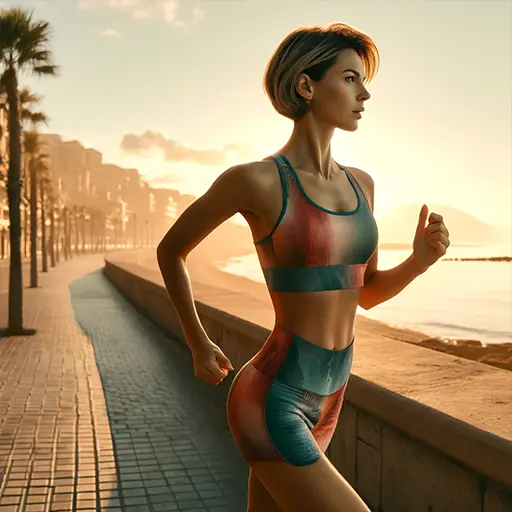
<box><xmin>300</xmin><ymin>49</ymin><xmax>371</xmax><ymax>131</ymax></box>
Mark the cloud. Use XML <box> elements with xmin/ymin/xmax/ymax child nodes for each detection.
<box><xmin>120</xmin><ymin>131</ymin><xmax>252</xmax><ymax>166</ymax></box>
<box><xmin>162</xmin><ymin>0</ymin><xmax>185</xmax><ymax>27</ymax></box>
<box><xmin>100</xmin><ymin>28</ymin><xmax>122</xmax><ymax>38</ymax></box>
<box><xmin>192</xmin><ymin>6</ymin><xmax>204</xmax><ymax>21</ymax></box>
<box><xmin>76</xmin><ymin>0</ymin><xmax>204</xmax><ymax>25</ymax></box>
<box><xmin>76</xmin><ymin>0</ymin><xmax>96</xmax><ymax>11</ymax></box>
<box><xmin>79</xmin><ymin>0</ymin><xmax>153</xmax><ymax>18</ymax></box>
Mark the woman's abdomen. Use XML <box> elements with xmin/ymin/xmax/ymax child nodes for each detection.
<box><xmin>269</xmin><ymin>288</ymin><xmax>360</xmax><ymax>350</ymax></box>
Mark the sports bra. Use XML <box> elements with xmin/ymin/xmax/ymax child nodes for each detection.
<box><xmin>254</xmin><ymin>154</ymin><xmax>378</xmax><ymax>293</ymax></box>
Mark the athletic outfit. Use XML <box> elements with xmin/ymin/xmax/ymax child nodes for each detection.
<box><xmin>226</xmin><ymin>154</ymin><xmax>379</xmax><ymax>466</ymax></box>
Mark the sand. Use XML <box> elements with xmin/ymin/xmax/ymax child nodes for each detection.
<box><xmin>125</xmin><ymin>245</ymin><xmax>512</xmax><ymax>373</ymax></box>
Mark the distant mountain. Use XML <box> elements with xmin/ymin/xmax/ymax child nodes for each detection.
<box><xmin>377</xmin><ymin>204</ymin><xmax>510</xmax><ymax>246</ymax></box>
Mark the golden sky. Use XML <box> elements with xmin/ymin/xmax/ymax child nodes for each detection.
<box><xmin>11</xmin><ymin>0</ymin><xmax>512</xmax><ymax>227</ymax></box>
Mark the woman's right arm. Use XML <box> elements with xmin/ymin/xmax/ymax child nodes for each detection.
<box><xmin>156</xmin><ymin>164</ymin><xmax>256</xmax><ymax>378</ymax></box>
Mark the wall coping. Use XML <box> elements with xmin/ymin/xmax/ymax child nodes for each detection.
<box><xmin>104</xmin><ymin>258</ymin><xmax>512</xmax><ymax>488</ymax></box>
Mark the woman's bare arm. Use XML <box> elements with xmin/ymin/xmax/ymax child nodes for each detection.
<box><xmin>156</xmin><ymin>164</ymin><xmax>256</xmax><ymax>352</ymax></box>
<box><xmin>356</xmin><ymin>169</ymin><xmax>427</xmax><ymax>310</ymax></box>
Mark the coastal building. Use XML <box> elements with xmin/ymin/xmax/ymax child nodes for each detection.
<box><xmin>36</xmin><ymin>133</ymin><xmax>180</xmax><ymax>247</ymax></box>
<box><xmin>0</xmin><ymin>128</ymin><xmax>186</xmax><ymax>251</ymax></box>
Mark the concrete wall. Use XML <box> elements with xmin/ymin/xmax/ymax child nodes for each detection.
<box><xmin>104</xmin><ymin>259</ymin><xmax>512</xmax><ymax>512</ymax></box>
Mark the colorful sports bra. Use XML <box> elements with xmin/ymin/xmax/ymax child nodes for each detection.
<box><xmin>254</xmin><ymin>154</ymin><xmax>378</xmax><ymax>293</ymax></box>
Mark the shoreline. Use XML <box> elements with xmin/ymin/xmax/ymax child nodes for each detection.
<box><xmin>443</xmin><ymin>256</ymin><xmax>511</xmax><ymax>262</ymax></box>
<box><xmin>132</xmin><ymin>246</ymin><xmax>512</xmax><ymax>372</ymax></box>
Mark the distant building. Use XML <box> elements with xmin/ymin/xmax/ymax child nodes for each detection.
<box><xmin>14</xmin><ymin>132</ymin><xmax>180</xmax><ymax>246</ymax></box>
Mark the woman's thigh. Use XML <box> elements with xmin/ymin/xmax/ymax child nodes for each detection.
<box><xmin>251</xmin><ymin>454</ymin><xmax>370</xmax><ymax>512</ymax></box>
<box><xmin>247</xmin><ymin>468</ymin><xmax>282</xmax><ymax>512</ymax></box>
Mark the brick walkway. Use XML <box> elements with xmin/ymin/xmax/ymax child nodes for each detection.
<box><xmin>0</xmin><ymin>255</ymin><xmax>247</xmax><ymax>512</ymax></box>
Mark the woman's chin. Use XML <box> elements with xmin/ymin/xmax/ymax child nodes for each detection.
<box><xmin>338</xmin><ymin>120</ymin><xmax>360</xmax><ymax>132</ymax></box>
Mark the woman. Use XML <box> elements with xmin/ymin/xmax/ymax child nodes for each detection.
<box><xmin>157</xmin><ymin>22</ymin><xmax>450</xmax><ymax>512</ymax></box>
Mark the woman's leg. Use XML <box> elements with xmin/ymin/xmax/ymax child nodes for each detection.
<box><xmin>246</xmin><ymin>468</ymin><xmax>282</xmax><ymax>512</ymax></box>
<box><xmin>251</xmin><ymin>454</ymin><xmax>370</xmax><ymax>512</ymax></box>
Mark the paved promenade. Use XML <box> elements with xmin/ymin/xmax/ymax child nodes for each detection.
<box><xmin>0</xmin><ymin>254</ymin><xmax>247</xmax><ymax>512</ymax></box>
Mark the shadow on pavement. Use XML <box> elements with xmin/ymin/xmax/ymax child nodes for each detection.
<box><xmin>70</xmin><ymin>269</ymin><xmax>248</xmax><ymax>512</ymax></box>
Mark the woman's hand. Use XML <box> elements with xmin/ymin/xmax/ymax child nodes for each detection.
<box><xmin>412</xmin><ymin>204</ymin><xmax>451</xmax><ymax>272</ymax></box>
<box><xmin>189</xmin><ymin>336</ymin><xmax>235</xmax><ymax>385</ymax></box>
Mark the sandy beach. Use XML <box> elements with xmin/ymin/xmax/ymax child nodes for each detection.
<box><xmin>130</xmin><ymin>236</ymin><xmax>512</xmax><ymax>372</ymax></box>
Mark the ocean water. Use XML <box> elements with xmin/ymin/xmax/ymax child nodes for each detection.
<box><xmin>217</xmin><ymin>244</ymin><xmax>512</xmax><ymax>345</ymax></box>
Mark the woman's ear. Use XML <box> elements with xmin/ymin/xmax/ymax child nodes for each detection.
<box><xmin>296</xmin><ymin>73</ymin><xmax>313</xmax><ymax>102</ymax></box>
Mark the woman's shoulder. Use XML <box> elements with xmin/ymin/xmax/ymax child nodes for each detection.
<box><xmin>214</xmin><ymin>158</ymin><xmax>283</xmax><ymax>215</ymax></box>
<box><xmin>343</xmin><ymin>165</ymin><xmax>373</xmax><ymax>184</ymax></box>
<box><xmin>345</xmin><ymin>166</ymin><xmax>375</xmax><ymax>210</ymax></box>
<box><xmin>228</xmin><ymin>157</ymin><xmax>282</xmax><ymax>192</ymax></box>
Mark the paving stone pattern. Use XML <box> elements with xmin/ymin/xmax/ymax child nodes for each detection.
<box><xmin>0</xmin><ymin>256</ymin><xmax>248</xmax><ymax>512</ymax></box>
<box><xmin>0</xmin><ymin>257</ymin><xmax>121</xmax><ymax>512</ymax></box>
<box><xmin>69</xmin><ymin>270</ymin><xmax>248</xmax><ymax>512</ymax></box>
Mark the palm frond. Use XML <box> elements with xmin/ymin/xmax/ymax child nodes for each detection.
<box><xmin>22</xmin><ymin>129</ymin><xmax>40</xmax><ymax>154</ymax></box>
<box><xmin>19</xmin><ymin>86</ymin><xmax>42</xmax><ymax>105</ymax></box>
<box><xmin>18</xmin><ymin>86</ymin><xmax>48</xmax><ymax>127</ymax></box>
<box><xmin>32</xmin><ymin>64</ymin><xmax>59</xmax><ymax>77</ymax></box>
<box><xmin>22</xmin><ymin>110</ymin><xmax>48</xmax><ymax>126</ymax></box>
<box><xmin>0</xmin><ymin>8</ymin><xmax>58</xmax><ymax>79</ymax></box>
<box><xmin>0</xmin><ymin>8</ymin><xmax>32</xmax><ymax>55</ymax></box>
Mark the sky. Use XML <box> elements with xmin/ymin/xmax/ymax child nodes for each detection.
<box><xmin>2</xmin><ymin>0</ymin><xmax>512</xmax><ymax>228</ymax></box>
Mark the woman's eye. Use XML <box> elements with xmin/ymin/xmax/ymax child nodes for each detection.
<box><xmin>346</xmin><ymin>76</ymin><xmax>356</xmax><ymax>83</ymax></box>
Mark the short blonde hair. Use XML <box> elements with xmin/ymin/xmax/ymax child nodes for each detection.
<box><xmin>263</xmin><ymin>23</ymin><xmax>380</xmax><ymax>120</ymax></box>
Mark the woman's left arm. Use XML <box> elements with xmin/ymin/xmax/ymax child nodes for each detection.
<box><xmin>358</xmin><ymin>253</ymin><xmax>428</xmax><ymax>310</ymax></box>
<box><xmin>356</xmin><ymin>171</ymin><xmax>450</xmax><ymax>311</ymax></box>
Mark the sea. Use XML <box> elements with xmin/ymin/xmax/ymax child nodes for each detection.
<box><xmin>217</xmin><ymin>244</ymin><xmax>512</xmax><ymax>346</ymax></box>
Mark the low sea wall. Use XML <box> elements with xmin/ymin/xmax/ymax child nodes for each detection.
<box><xmin>104</xmin><ymin>258</ymin><xmax>512</xmax><ymax>512</ymax></box>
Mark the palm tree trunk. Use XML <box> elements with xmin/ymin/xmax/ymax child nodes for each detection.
<box><xmin>49</xmin><ymin>205</ymin><xmax>56</xmax><ymax>267</ymax></box>
<box><xmin>81</xmin><ymin>213</ymin><xmax>86</xmax><ymax>253</ymax></box>
<box><xmin>23</xmin><ymin>158</ymin><xmax>29</xmax><ymax>259</ymax></box>
<box><xmin>67</xmin><ymin>210</ymin><xmax>72</xmax><ymax>259</ymax></box>
<box><xmin>23</xmin><ymin>203</ymin><xmax>28</xmax><ymax>258</ymax></box>
<box><xmin>63</xmin><ymin>208</ymin><xmax>69</xmax><ymax>260</ymax></box>
<box><xmin>40</xmin><ymin>182</ymin><xmax>48</xmax><ymax>273</ymax></box>
<box><xmin>55</xmin><ymin>210</ymin><xmax>60</xmax><ymax>263</ymax></box>
<box><xmin>74</xmin><ymin>212</ymin><xmax>79</xmax><ymax>256</ymax></box>
<box><xmin>1</xmin><ymin>228</ymin><xmax>6</xmax><ymax>259</ymax></box>
<box><xmin>4</xmin><ymin>68</ymin><xmax>25</xmax><ymax>333</ymax></box>
<box><xmin>89</xmin><ymin>213</ymin><xmax>95</xmax><ymax>253</ymax></box>
<box><xmin>29</xmin><ymin>156</ymin><xmax>38</xmax><ymax>287</ymax></box>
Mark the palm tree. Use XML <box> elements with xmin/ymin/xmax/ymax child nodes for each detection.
<box><xmin>0</xmin><ymin>84</ymin><xmax>7</xmax><ymax>260</ymax></box>
<box><xmin>20</xmin><ymin>88</ymin><xmax>47</xmax><ymax>127</ymax></box>
<box><xmin>23</xmin><ymin>130</ymin><xmax>40</xmax><ymax>287</ymax></box>
<box><xmin>48</xmin><ymin>190</ymin><xmax>56</xmax><ymax>267</ymax></box>
<box><xmin>0</xmin><ymin>7</ymin><xmax>58</xmax><ymax>335</ymax></box>
<box><xmin>72</xmin><ymin>205</ymin><xmax>79</xmax><ymax>256</ymax></box>
<box><xmin>23</xmin><ymin>131</ymin><xmax>55</xmax><ymax>276</ymax></box>
<box><xmin>20</xmin><ymin>87</ymin><xmax>48</xmax><ymax>259</ymax></box>
<box><xmin>24</xmin><ymin>132</ymin><xmax>50</xmax><ymax>284</ymax></box>
<box><xmin>39</xmin><ymin>169</ymin><xmax>50</xmax><ymax>273</ymax></box>
<box><xmin>62</xmin><ymin>205</ymin><xmax>70</xmax><ymax>260</ymax></box>
<box><xmin>20</xmin><ymin>94</ymin><xmax>49</xmax><ymax>286</ymax></box>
